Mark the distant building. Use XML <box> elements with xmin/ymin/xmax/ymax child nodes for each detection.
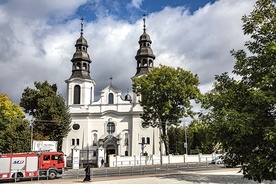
<box><xmin>62</xmin><ymin>17</ymin><xmax>161</xmax><ymax>167</ymax></box>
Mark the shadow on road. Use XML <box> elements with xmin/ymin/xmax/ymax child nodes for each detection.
<box><xmin>155</xmin><ymin>173</ymin><xmax>257</xmax><ymax>184</ymax></box>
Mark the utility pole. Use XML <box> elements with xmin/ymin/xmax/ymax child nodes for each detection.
<box><xmin>29</xmin><ymin>119</ymin><xmax>60</xmax><ymax>151</ymax></box>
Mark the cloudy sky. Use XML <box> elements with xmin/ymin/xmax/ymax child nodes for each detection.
<box><xmin>0</xmin><ymin>0</ymin><xmax>256</xmax><ymax>104</ymax></box>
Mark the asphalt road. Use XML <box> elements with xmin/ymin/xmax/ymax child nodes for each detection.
<box><xmin>4</xmin><ymin>168</ymin><xmax>276</xmax><ymax>184</ymax></box>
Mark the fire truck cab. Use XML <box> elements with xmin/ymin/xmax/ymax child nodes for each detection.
<box><xmin>0</xmin><ymin>151</ymin><xmax>65</xmax><ymax>180</ymax></box>
<box><xmin>38</xmin><ymin>151</ymin><xmax>65</xmax><ymax>178</ymax></box>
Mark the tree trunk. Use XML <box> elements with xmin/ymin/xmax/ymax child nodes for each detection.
<box><xmin>161</xmin><ymin>122</ymin><xmax>169</xmax><ymax>155</ymax></box>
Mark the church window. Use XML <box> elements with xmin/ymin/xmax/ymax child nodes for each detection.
<box><xmin>108</xmin><ymin>93</ymin><xmax>114</xmax><ymax>104</ymax></box>
<box><xmin>142</xmin><ymin>122</ymin><xmax>149</xmax><ymax>128</ymax></box>
<box><xmin>107</xmin><ymin>122</ymin><xmax>115</xmax><ymax>134</ymax></box>
<box><xmin>74</xmin><ymin>85</ymin><xmax>81</xmax><ymax>104</ymax></box>
<box><xmin>93</xmin><ymin>133</ymin><xmax>97</xmax><ymax>146</ymax></box>
<box><xmin>125</xmin><ymin>133</ymin><xmax>128</xmax><ymax>146</ymax></box>
<box><xmin>149</xmin><ymin>60</ymin><xmax>153</xmax><ymax>67</ymax></box>
<box><xmin>71</xmin><ymin>138</ymin><xmax>80</xmax><ymax>146</ymax></box>
<box><xmin>138</xmin><ymin>60</ymin><xmax>141</xmax><ymax>67</ymax></box>
<box><xmin>142</xmin><ymin>59</ymin><xmax>147</xmax><ymax>66</ymax></box>
<box><xmin>83</xmin><ymin>63</ymin><xmax>87</xmax><ymax>70</ymax></box>
<box><xmin>142</xmin><ymin>137</ymin><xmax>145</xmax><ymax>144</ymax></box>
<box><xmin>72</xmin><ymin>123</ymin><xmax>80</xmax><ymax>130</ymax></box>
<box><xmin>147</xmin><ymin>137</ymin><xmax>150</xmax><ymax>144</ymax></box>
<box><xmin>76</xmin><ymin>63</ymin><xmax>81</xmax><ymax>69</ymax></box>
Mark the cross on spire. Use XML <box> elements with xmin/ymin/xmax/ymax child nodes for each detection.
<box><xmin>81</xmin><ymin>17</ymin><xmax>84</xmax><ymax>36</ymax></box>
<box><xmin>143</xmin><ymin>13</ymin><xmax>146</xmax><ymax>33</ymax></box>
<box><xmin>110</xmin><ymin>76</ymin><xmax>113</xmax><ymax>85</ymax></box>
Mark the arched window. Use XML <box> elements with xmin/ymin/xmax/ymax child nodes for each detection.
<box><xmin>149</xmin><ymin>60</ymin><xmax>153</xmax><ymax>67</ymax></box>
<box><xmin>83</xmin><ymin>63</ymin><xmax>87</xmax><ymax>70</ymax></box>
<box><xmin>142</xmin><ymin>59</ymin><xmax>147</xmax><ymax>66</ymax></box>
<box><xmin>138</xmin><ymin>60</ymin><xmax>142</xmax><ymax>67</ymax></box>
<box><xmin>107</xmin><ymin>122</ymin><xmax>115</xmax><ymax>134</ymax></box>
<box><xmin>108</xmin><ymin>93</ymin><xmax>114</xmax><ymax>104</ymax></box>
<box><xmin>125</xmin><ymin>133</ymin><xmax>128</xmax><ymax>146</ymax></box>
<box><xmin>74</xmin><ymin>85</ymin><xmax>81</xmax><ymax>104</ymax></box>
<box><xmin>93</xmin><ymin>133</ymin><xmax>97</xmax><ymax>146</ymax></box>
<box><xmin>76</xmin><ymin>62</ymin><xmax>81</xmax><ymax>69</ymax></box>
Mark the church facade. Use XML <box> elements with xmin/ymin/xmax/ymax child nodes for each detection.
<box><xmin>62</xmin><ymin>18</ymin><xmax>162</xmax><ymax>167</ymax></box>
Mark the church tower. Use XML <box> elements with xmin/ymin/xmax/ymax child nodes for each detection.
<box><xmin>132</xmin><ymin>15</ymin><xmax>155</xmax><ymax>103</ymax></box>
<box><xmin>133</xmin><ymin>15</ymin><xmax>155</xmax><ymax>78</ymax></box>
<box><xmin>66</xmin><ymin>18</ymin><xmax>96</xmax><ymax>106</ymax></box>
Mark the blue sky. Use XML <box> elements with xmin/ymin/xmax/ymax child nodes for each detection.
<box><xmin>75</xmin><ymin>0</ymin><xmax>217</xmax><ymax>22</ymax></box>
<box><xmin>0</xmin><ymin>0</ymin><xmax>256</xmax><ymax>108</ymax></box>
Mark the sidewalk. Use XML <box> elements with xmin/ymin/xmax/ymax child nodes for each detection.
<box><xmin>17</xmin><ymin>168</ymin><xmax>264</xmax><ymax>184</ymax></box>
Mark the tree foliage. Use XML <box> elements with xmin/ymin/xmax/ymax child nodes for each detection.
<box><xmin>0</xmin><ymin>94</ymin><xmax>30</xmax><ymax>153</ymax></box>
<box><xmin>20</xmin><ymin>81</ymin><xmax>71</xmax><ymax>150</ymax></box>
<box><xmin>187</xmin><ymin>120</ymin><xmax>215</xmax><ymax>154</ymax></box>
<box><xmin>167</xmin><ymin>126</ymin><xmax>185</xmax><ymax>155</ymax></box>
<box><xmin>168</xmin><ymin>122</ymin><xmax>214</xmax><ymax>155</ymax></box>
<box><xmin>203</xmin><ymin>0</ymin><xmax>275</xmax><ymax>182</ymax></box>
<box><xmin>133</xmin><ymin>65</ymin><xmax>201</xmax><ymax>155</ymax></box>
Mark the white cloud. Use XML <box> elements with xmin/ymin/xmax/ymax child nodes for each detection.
<box><xmin>0</xmin><ymin>0</ymin><xmax>255</xmax><ymax>104</ymax></box>
<box><xmin>4</xmin><ymin>0</ymin><xmax>87</xmax><ymax>21</ymax></box>
<box><xmin>128</xmin><ymin>0</ymin><xmax>144</xmax><ymax>9</ymax></box>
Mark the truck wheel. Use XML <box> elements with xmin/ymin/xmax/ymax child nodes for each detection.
<box><xmin>48</xmin><ymin>170</ymin><xmax>57</xmax><ymax>179</ymax></box>
<box><xmin>12</xmin><ymin>172</ymin><xmax>23</xmax><ymax>181</ymax></box>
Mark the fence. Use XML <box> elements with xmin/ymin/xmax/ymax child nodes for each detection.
<box><xmin>109</xmin><ymin>153</ymin><xmax>221</xmax><ymax>167</ymax></box>
<box><xmin>0</xmin><ymin>161</ymin><xmax>225</xmax><ymax>182</ymax></box>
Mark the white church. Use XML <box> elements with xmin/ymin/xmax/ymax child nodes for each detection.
<box><xmin>62</xmin><ymin>18</ymin><xmax>162</xmax><ymax>167</ymax></box>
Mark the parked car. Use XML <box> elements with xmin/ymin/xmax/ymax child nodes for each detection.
<box><xmin>211</xmin><ymin>155</ymin><xmax>224</xmax><ymax>164</ymax></box>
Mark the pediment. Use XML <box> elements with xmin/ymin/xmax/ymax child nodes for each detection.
<box><xmin>101</xmin><ymin>84</ymin><xmax>122</xmax><ymax>94</ymax></box>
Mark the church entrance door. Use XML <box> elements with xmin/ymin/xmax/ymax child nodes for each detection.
<box><xmin>106</xmin><ymin>145</ymin><xmax>115</xmax><ymax>167</ymax></box>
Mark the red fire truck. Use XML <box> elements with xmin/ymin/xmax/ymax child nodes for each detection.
<box><xmin>0</xmin><ymin>151</ymin><xmax>65</xmax><ymax>180</ymax></box>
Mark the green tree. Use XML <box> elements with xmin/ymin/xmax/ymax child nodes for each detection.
<box><xmin>167</xmin><ymin>126</ymin><xmax>185</xmax><ymax>155</ymax></box>
<box><xmin>133</xmin><ymin>65</ymin><xmax>201</xmax><ymax>155</ymax></box>
<box><xmin>187</xmin><ymin>120</ymin><xmax>214</xmax><ymax>154</ymax></box>
<box><xmin>203</xmin><ymin>0</ymin><xmax>275</xmax><ymax>181</ymax></box>
<box><xmin>0</xmin><ymin>94</ymin><xmax>30</xmax><ymax>153</ymax></box>
<box><xmin>20</xmin><ymin>81</ymin><xmax>71</xmax><ymax>150</ymax></box>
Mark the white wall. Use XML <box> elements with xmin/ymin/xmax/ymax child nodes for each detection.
<box><xmin>108</xmin><ymin>153</ymin><xmax>221</xmax><ymax>167</ymax></box>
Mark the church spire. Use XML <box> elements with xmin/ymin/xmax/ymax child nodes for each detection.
<box><xmin>69</xmin><ymin>18</ymin><xmax>92</xmax><ymax>80</ymax></box>
<box><xmin>133</xmin><ymin>14</ymin><xmax>155</xmax><ymax>78</ymax></box>
<box><xmin>81</xmin><ymin>17</ymin><xmax>84</xmax><ymax>36</ymax></box>
<box><xmin>143</xmin><ymin>13</ymin><xmax>146</xmax><ymax>33</ymax></box>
